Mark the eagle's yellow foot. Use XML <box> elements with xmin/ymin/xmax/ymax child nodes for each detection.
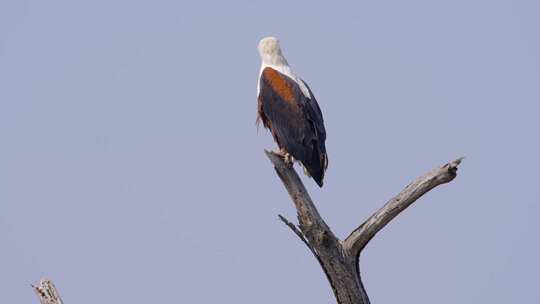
<box><xmin>303</xmin><ymin>166</ymin><xmax>311</xmax><ymax>177</ymax></box>
<box><xmin>284</xmin><ymin>153</ymin><xmax>294</xmax><ymax>167</ymax></box>
<box><xmin>278</xmin><ymin>149</ymin><xmax>294</xmax><ymax>167</ymax></box>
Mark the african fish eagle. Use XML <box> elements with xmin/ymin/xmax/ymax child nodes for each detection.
<box><xmin>256</xmin><ymin>37</ymin><xmax>328</xmax><ymax>187</ymax></box>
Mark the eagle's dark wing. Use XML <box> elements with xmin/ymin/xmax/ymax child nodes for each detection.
<box><xmin>257</xmin><ymin>67</ymin><xmax>328</xmax><ymax>187</ymax></box>
<box><xmin>303</xmin><ymin>80</ymin><xmax>328</xmax><ymax>169</ymax></box>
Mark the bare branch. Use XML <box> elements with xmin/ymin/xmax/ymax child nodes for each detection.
<box><xmin>32</xmin><ymin>278</ymin><xmax>64</xmax><ymax>304</ymax></box>
<box><xmin>343</xmin><ymin>157</ymin><xmax>464</xmax><ymax>256</ymax></box>
<box><xmin>266</xmin><ymin>150</ymin><xmax>369</xmax><ymax>304</ymax></box>
<box><xmin>265</xmin><ymin>150</ymin><xmax>334</xmax><ymax>237</ymax></box>
<box><xmin>278</xmin><ymin>214</ymin><xmax>312</xmax><ymax>249</ymax></box>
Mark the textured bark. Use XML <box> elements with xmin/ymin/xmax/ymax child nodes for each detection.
<box><xmin>343</xmin><ymin>157</ymin><xmax>463</xmax><ymax>257</ymax></box>
<box><xmin>266</xmin><ymin>150</ymin><xmax>463</xmax><ymax>304</ymax></box>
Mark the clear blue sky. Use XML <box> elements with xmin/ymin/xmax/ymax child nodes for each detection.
<box><xmin>1</xmin><ymin>1</ymin><xmax>539</xmax><ymax>303</ymax></box>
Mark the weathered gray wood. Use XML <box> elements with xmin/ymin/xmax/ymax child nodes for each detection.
<box><xmin>266</xmin><ymin>150</ymin><xmax>369</xmax><ymax>304</ymax></box>
<box><xmin>343</xmin><ymin>157</ymin><xmax>464</xmax><ymax>257</ymax></box>
<box><xmin>266</xmin><ymin>151</ymin><xmax>463</xmax><ymax>304</ymax></box>
<box><xmin>32</xmin><ymin>278</ymin><xmax>64</xmax><ymax>304</ymax></box>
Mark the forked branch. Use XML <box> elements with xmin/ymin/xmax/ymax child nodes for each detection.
<box><xmin>266</xmin><ymin>151</ymin><xmax>463</xmax><ymax>304</ymax></box>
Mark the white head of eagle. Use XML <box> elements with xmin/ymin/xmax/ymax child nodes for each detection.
<box><xmin>256</xmin><ymin>36</ymin><xmax>328</xmax><ymax>187</ymax></box>
<box><xmin>258</xmin><ymin>37</ymin><xmax>287</xmax><ymax>65</ymax></box>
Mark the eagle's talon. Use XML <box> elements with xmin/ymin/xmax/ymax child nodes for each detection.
<box><xmin>277</xmin><ymin>149</ymin><xmax>294</xmax><ymax>167</ymax></box>
<box><xmin>284</xmin><ymin>153</ymin><xmax>294</xmax><ymax>167</ymax></box>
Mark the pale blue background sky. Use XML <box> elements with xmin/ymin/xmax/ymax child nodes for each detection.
<box><xmin>1</xmin><ymin>1</ymin><xmax>539</xmax><ymax>303</ymax></box>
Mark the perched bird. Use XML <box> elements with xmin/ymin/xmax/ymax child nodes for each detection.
<box><xmin>256</xmin><ymin>37</ymin><xmax>328</xmax><ymax>187</ymax></box>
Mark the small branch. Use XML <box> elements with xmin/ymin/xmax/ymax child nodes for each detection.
<box><xmin>32</xmin><ymin>278</ymin><xmax>64</xmax><ymax>304</ymax></box>
<box><xmin>278</xmin><ymin>214</ymin><xmax>345</xmax><ymax>302</ymax></box>
<box><xmin>278</xmin><ymin>214</ymin><xmax>327</xmax><ymax>275</ymax></box>
<box><xmin>278</xmin><ymin>214</ymin><xmax>312</xmax><ymax>250</ymax></box>
<box><xmin>344</xmin><ymin>157</ymin><xmax>464</xmax><ymax>256</ymax></box>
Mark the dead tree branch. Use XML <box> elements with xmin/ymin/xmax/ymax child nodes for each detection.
<box><xmin>343</xmin><ymin>157</ymin><xmax>464</xmax><ymax>257</ymax></box>
<box><xmin>32</xmin><ymin>278</ymin><xmax>64</xmax><ymax>304</ymax></box>
<box><xmin>266</xmin><ymin>150</ymin><xmax>463</xmax><ymax>304</ymax></box>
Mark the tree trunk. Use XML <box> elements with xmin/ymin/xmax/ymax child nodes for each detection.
<box><xmin>267</xmin><ymin>150</ymin><xmax>462</xmax><ymax>304</ymax></box>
